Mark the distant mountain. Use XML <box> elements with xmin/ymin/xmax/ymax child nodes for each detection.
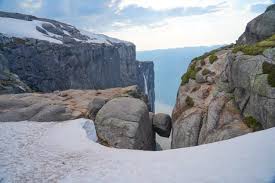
<box><xmin>137</xmin><ymin>46</ymin><xmax>222</xmax><ymax>114</ymax></box>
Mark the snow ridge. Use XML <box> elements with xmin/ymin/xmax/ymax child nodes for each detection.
<box><xmin>0</xmin><ymin>16</ymin><xmax>133</xmax><ymax>46</ymax></box>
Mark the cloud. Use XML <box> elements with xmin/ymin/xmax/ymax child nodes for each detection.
<box><xmin>20</xmin><ymin>0</ymin><xmax>42</xmax><ymax>13</ymax></box>
<box><xmin>0</xmin><ymin>0</ymin><xmax>226</xmax><ymax>32</ymax></box>
<box><xmin>0</xmin><ymin>0</ymin><xmax>274</xmax><ymax>50</ymax></box>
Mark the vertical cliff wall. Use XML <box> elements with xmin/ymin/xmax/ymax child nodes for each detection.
<box><xmin>0</xmin><ymin>11</ymin><xmax>155</xmax><ymax>111</ymax></box>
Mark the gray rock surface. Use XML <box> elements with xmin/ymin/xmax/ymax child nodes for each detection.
<box><xmin>172</xmin><ymin>49</ymin><xmax>252</xmax><ymax>148</ymax></box>
<box><xmin>0</xmin><ymin>11</ymin><xmax>155</xmax><ymax>111</ymax></box>
<box><xmin>172</xmin><ymin>7</ymin><xmax>275</xmax><ymax>148</ymax></box>
<box><xmin>87</xmin><ymin>97</ymin><xmax>108</xmax><ymax>120</ymax></box>
<box><xmin>0</xmin><ymin>85</ymin><xmax>144</xmax><ymax>122</ymax></box>
<box><xmin>0</xmin><ymin>54</ymin><xmax>31</xmax><ymax>94</ymax></box>
<box><xmin>237</xmin><ymin>4</ymin><xmax>275</xmax><ymax>44</ymax></box>
<box><xmin>171</xmin><ymin>110</ymin><xmax>203</xmax><ymax>148</ymax></box>
<box><xmin>153</xmin><ymin>113</ymin><xmax>172</xmax><ymax>137</ymax></box>
<box><xmin>95</xmin><ymin>97</ymin><xmax>155</xmax><ymax>150</ymax></box>
<box><xmin>225</xmin><ymin>53</ymin><xmax>275</xmax><ymax>128</ymax></box>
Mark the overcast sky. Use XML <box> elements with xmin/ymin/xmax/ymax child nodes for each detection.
<box><xmin>0</xmin><ymin>0</ymin><xmax>274</xmax><ymax>50</ymax></box>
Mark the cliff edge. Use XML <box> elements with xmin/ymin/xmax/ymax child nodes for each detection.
<box><xmin>172</xmin><ymin>5</ymin><xmax>275</xmax><ymax>148</ymax></box>
<box><xmin>0</xmin><ymin>11</ymin><xmax>155</xmax><ymax>111</ymax></box>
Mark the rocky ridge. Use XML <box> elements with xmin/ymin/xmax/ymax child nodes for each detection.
<box><xmin>172</xmin><ymin>5</ymin><xmax>275</xmax><ymax>148</ymax></box>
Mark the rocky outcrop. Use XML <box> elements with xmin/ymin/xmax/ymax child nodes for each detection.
<box><xmin>0</xmin><ymin>11</ymin><xmax>155</xmax><ymax>111</ymax></box>
<box><xmin>95</xmin><ymin>97</ymin><xmax>155</xmax><ymax>150</ymax></box>
<box><xmin>172</xmin><ymin>6</ymin><xmax>275</xmax><ymax>148</ymax></box>
<box><xmin>0</xmin><ymin>53</ymin><xmax>31</xmax><ymax>94</ymax></box>
<box><xmin>225</xmin><ymin>52</ymin><xmax>275</xmax><ymax>129</ymax></box>
<box><xmin>172</xmin><ymin>48</ymin><xmax>275</xmax><ymax>148</ymax></box>
<box><xmin>172</xmin><ymin>49</ymin><xmax>253</xmax><ymax>148</ymax></box>
<box><xmin>152</xmin><ymin>113</ymin><xmax>172</xmax><ymax>137</ymax></box>
<box><xmin>0</xmin><ymin>85</ymin><xmax>148</xmax><ymax>122</ymax></box>
<box><xmin>237</xmin><ymin>4</ymin><xmax>275</xmax><ymax>44</ymax></box>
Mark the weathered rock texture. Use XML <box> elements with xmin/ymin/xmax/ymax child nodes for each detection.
<box><xmin>152</xmin><ymin>113</ymin><xmax>172</xmax><ymax>137</ymax></box>
<box><xmin>237</xmin><ymin>4</ymin><xmax>275</xmax><ymax>44</ymax></box>
<box><xmin>0</xmin><ymin>11</ymin><xmax>155</xmax><ymax>111</ymax></box>
<box><xmin>0</xmin><ymin>85</ymin><xmax>148</xmax><ymax>122</ymax></box>
<box><xmin>172</xmin><ymin>45</ymin><xmax>275</xmax><ymax>148</ymax></box>
<box><xmin>172</xmin><ymin>49</ymin><xmax>248</xmax><ymax>148</ymax></box>
<box><xmin>172</xmin><ymin>5</ymin><xmax>275</xmax><ymax>148</ymax></box>
<box><xmin>0</xmin><ymin>53</ymin><xmax>31</xmax><ymax>94</ymax></box>
<box><xmin>95</xmin><ymin>97</ymin><xmax>155</xmax><ymax>150</ymax></box>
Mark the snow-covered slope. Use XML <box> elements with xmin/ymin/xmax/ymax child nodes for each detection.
<box><xmin>0</xmin><ymin>119</ymin><xmax>275</xmax><ymax>183</ymax></box>
<box><xmin>0</xmin><ymin>13</ymin><xmax>132</xmax><ymax>46</ymax></box>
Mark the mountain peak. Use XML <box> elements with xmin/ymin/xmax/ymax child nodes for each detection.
<box><xmin>265</xmin><ymin>4</ymin><xmax>275</xmax><ymax>12</ymax></box>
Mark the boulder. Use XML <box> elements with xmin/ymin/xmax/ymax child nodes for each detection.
<box><xmin>153</xmin><ymin>113</ymin><xmax>172</xmax><ymax>137</ymax></box>
<box><xmin>87</xmin><ymin>97</ymin><xmax>108</xmax><ymax>120</ymax></box>
<box><xmin>95</xmin><ymin>97</ymin><xmax>155</xmax><ymax>150</ymax></box>
<box><xmin>0</xmin><ymin>86</ymin><xmax>145</xmax><ymax>122</ymax></box>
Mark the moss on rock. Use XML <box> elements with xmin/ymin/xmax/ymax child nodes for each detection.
<box><xmin>262</xmin><ymin>62</ymin><xmax>275</xmax><ymax>87</ymax></box>
<box><xmin>233</xmin><ymin>34</ymin><xmax>275</xmax><ymax>55</ymax></box>
<box><xmin>244</xmin><ymin>116</ymin><xmax>263</xmax><ymax>132</ymax></box>
<box><xmin>202</xmin><ymin>68</ymin><xmax>211</xmax><ymax>76</ymax></box>
<box><xmin>209</xmin><ymin>54</ymin><xmax>218</xmax><ymax>64</ymax></box>
<box><xmin>181</xmin><ymin>62</ymin><xmax>201</xmax><ymax>85</ymax></box>
<box><xmin>185</xmin><ymin>96</ymin><xmax>194</xmax><ymax>107</ymax></box>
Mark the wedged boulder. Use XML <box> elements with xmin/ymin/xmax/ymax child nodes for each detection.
<box><xmin>152</xmin><ymin>113</ymin><xmax>172</xmax><ymax>137</ymax></box>
<box><xmin>95</xmin><ymin>97</ymin><xmax>155</xmax><ymax>150</ymax></box>
<box><xmin>87</xmin><ymin>97</ymin><xmax>108</xmax><ymax>120</ymax></box>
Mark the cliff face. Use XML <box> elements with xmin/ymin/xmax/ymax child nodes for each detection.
<box><xmin>0</xmin><ymin>11</ymin><xmax>155</xmax><ymax>111</ymax></box>
<box><xmin>172</xmin><ymin>5</ymin><xmax>275</xmax><ymax>148</ymax></box>
<box><xmin>237</xmin><ymin>4</ymin><xmax>275</xmax><ymax>44</ymax></box>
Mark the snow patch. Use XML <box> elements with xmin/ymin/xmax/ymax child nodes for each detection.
<box><xmin>0</xmin><ymin>17</ymin><xmax>133</xmax><ymax>46</ymax></box>
<box><xmin>0</xmin><ymin>17</ymin><xmax>62</xmax><ymax>44</ymax></box>
<box><xmin>1</xmin><ymin>119</ymin><xmax>275</xmax><ymax>183</ymax></box>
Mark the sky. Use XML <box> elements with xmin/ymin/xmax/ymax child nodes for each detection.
<box><xmin>0</xmin><ymin>0</ymin><xmax>274</xmax><ymax>50</ymax></box>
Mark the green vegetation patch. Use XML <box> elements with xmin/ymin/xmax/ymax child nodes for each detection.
<box><xmin>233</xmin><ymin>34</ymin><xmax>275</xmax><ymax>55</ymax></box>
<box><xmin>232</xmin><ymin>45</ymin><xmax>265</xmax><ymax>55</ymax></box>
<box><xmin>257</xmin><ymin>40</ymin><xmax>275</xmax><ymax>48</ymax></box>
<box><xmin>244</xmin><ymin>116</ymin><xmax>263</xmax><ymax>132</ymax></box>
<box><xmin>202</xmin><ymin>68</ymin><xmax>211</xmax><ymax>76</ymax></box>
<box><xmin>209</xmin><ymin>54</ymin><xmax>218</xmax><ymax>64</ymax></box>
<box><xmin>185</xmin><ymin>96</ymin><xmax>194</xmax><ymax>107</ymax></box>
<box><xmin>262</xmin><ymin>62</ymin><xmax>275</xmax><ymax>87</ymax></box>
<box><xmin>181</xmin><ymin>62</ymin><xmax>201</xmax><ymax>85</ymax></box>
